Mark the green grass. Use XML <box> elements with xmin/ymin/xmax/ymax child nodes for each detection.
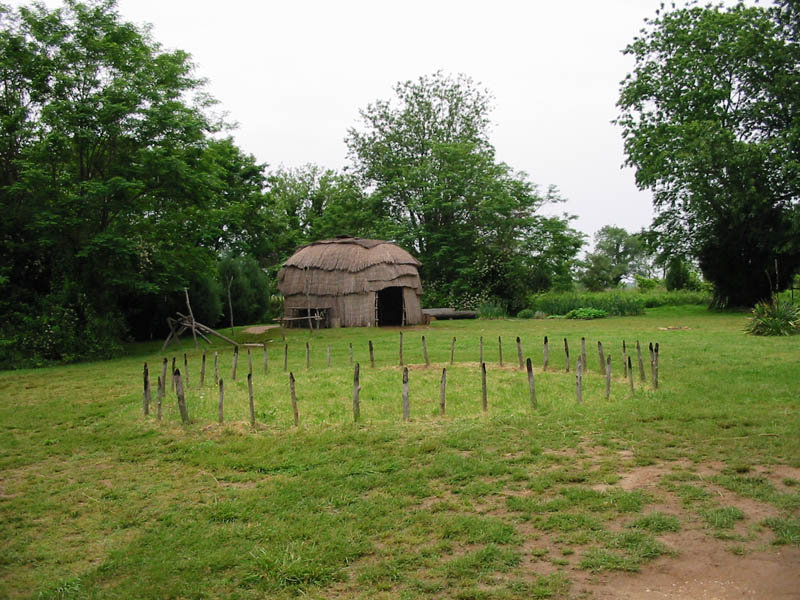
<box><xmin>1</xmin><ymin>306</ymin><xmax>799</xmax><ymax>598</ymax></box>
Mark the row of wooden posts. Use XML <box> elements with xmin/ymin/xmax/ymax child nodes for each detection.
<box><xmin>141</xmin><ymin>335</ymin><xmax>660</xmax><ymax>426</ymax></box>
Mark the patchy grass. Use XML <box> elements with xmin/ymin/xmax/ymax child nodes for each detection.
<box><xmin>1</xmin><ymin>306</ymin><xmax>799</xmax><ymax>598</ymax></box>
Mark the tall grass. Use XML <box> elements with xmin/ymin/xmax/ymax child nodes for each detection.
<box><xmin>527</xmin><ymin>290</ymin><xmax>711</xmax><ymax>316</ymax></box>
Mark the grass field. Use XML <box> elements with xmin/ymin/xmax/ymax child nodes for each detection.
<box><xmin>2</xmin><ymin>306</ymin><xmax>799</xmax><ymax>599</ymax></box>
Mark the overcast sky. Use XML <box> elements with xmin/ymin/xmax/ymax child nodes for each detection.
<box><xmin>10</xmin><ymin>1</ymin><xmax>695</xmax><ymax>239</ymax></box>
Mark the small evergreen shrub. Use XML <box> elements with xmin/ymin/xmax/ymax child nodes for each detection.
<box><xmin>745</xmin><ymin>298</ymin><xmax>799</xmax><ymax>336</ymax></box>
<box><xmin>565</xmin><ymin>307</ymin><xmax>608</xmax><ymax>320</ymax></box>
<box><xmin>516</xmin><ymin>308</ymin><xmax>535</xmax><ymax>319</ymax></box>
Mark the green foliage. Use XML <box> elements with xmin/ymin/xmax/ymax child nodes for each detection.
<box><xmin>745</xmin><ymin>298</ymin><xmax>800</xmax><ymax>336</ymax></box>
<box><xmin>477</xmin><ymin>301</ymin><xmax>507</xmax><ymax>319</ymax></box>
<box><xmin>528</xmin><ymin>292</ymin><xmax>645</xmax><ymax>317</ymax></box>
<box><xmin>665</xmin><ymin>257</ymin><xmax>691</xmax><ymax>291</ymax></box>
<box><xmin>565</xmin><ymin>308</ymin><xmax>608</xmax><ymax>320</ymax></box>
<box><xmin>218</xmin><ymin>254</ymin><xmax>272</xmax><ymax>326</ymax></box>
<box><xmin>516</xmin><ymin>309</ymin><xmax>535</xmax><ymax>319</ymax></box>
<box><xmin>629</xmin><ymin>512</ymin><xmax>680</xmax><ymax>533</ymax></box>
<box><xmin>638</xmin><ymin>290</ymin><xmax>711</xmax><ymax>308</ymax></box>
<box><xmin>634</xmin><ymin>275</ymin><xmax>659</xmax><ymax>292</ymax></box>
<box><xmin>579</xmin><ymin>226</ymin><xmax>653</xmax><ymax>291</ymax></box>
<box><xmin>617</xmin><ymin>3</ymin><xmax>800</xmax><ymax>307</ymax></box>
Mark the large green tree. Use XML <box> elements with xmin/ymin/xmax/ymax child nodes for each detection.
<box><xmin>346</xmin><ymin>72</ymin><xmax>582</xmax><ymax>310</ymax></box>
<box><xmin>616</xmin><ymin>2</ymin><xmax>800</xmax><ymax>307</ymax></box>
<box><xmin>578</xmin><ymin>226</ymin><xmax>652</xmax><ymax>291</ymax></box>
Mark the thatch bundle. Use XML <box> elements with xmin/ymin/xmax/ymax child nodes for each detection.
<box><xmin>277</xmin><ymin>237</ymin><xmax>424</xmax><ymax>327</ymax></box>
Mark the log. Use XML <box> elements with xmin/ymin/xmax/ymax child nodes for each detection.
<box><xmin>143</xmin><ymin>363</ymin><xmax>150</xmax><ymax>416</ymax></box>
<box><xmin>516</xmin><ymin>336</ymin><xmax>523</xmax><ymax>369</ymax></box>
<box><xmin>598</xmin><ymin>341</ymin><xmax>606</xmax><ymax>376</ymax></box>
<box><xmin>605</xmin><ymin>355</ymin><xmax>611</xmax><ymax>400</ymax></box>
<box><xmin>543</xmin><ymin>336</ymin><xmax>549</xmax><ymax>371</ymax></box>
<box><xmin>369</xmin><ymin>340</ymin><xmax>375</xmax><ymax>368</ymax></box>
<box><xmin>290</xmin><ymin>372</ymin><xmax>298</xmax><ymax>427</ymax></box>
<box><xmin>218</xmin><ymin>379</ymin><xmax>224</xmax><ymax>424</ymax></box>
<box><xmin>248</xmin><ymin>373</ymin><xmax>255</xmax><ymax>427</ymax></box>
<box><xmin>440</xmin><ymin>367</ymin><xmax>447</xmax><ymax>416</ymax></box>
<box><xmin>402</xmin><ymin>367</ymin><xmax>410</xmax><ymax>421</ymax></box>
<box><xmin>481</xmin><ymin>362</ymin><xmax>488</xmax><ymax>412</ymax></box>
<box><xmin>353</xmin><ymin>363</ymin><xmax>361</xmax><ymax>423</ymax></box>
<box><xmin>422</xmin><ymin>335</ymin><xmax>430</xmax><ymax>367</ymax></box>
<box><xmin>175</xmin><ymin>369</ymin><xmax>189</xmax><ymax>424</ymax></box>
<box><xmin>527</xmin><ymin>358</ymin><xmax>536</xmax><ymax>410</ymax></box>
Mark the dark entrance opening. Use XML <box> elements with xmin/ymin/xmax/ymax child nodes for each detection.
<box><xmin>377</xmin><ymin>287</ymin><xmax>404</xmax><ymax>326</ymax></box>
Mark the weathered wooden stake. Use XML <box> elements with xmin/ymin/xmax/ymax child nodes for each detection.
<box><xmin>184</xmin><ymin>353</ymin><xmax>189</xmax><ymax>388</ymax></box>
<box><xmin>527</xmin><ymin>358</ymin><xmax>536</xmax><ymax>410</ymax></box>
<box><xmin>399</xmin><ymin>332</ymin><xmax>404</xmax><ymax>366</ymax></box>
<box><xmin>498</xmin><ymin>337</ymin><xmax>503</xmax><ymax>367</ymax></box>
<box><xmin>440</xmin><ymin>368</ymin><xmax>447</xmax><ymax>415</ymax></box>
<box><xmin>284</xmin><ymin>343</ymin><xmax>288</xmax><ymax>372</ymax></box>
<box><xmin>290</xmin><ymin>372</ymin><xmax>298</xmax><ymax>427</ymax></box>
<box><xmin>564</xmin><ymin>338</ymin><xmax>570</xmax><ymax>373</ymax></box>
<box><xmin>248</xmin><ymin>373</ymin><xmax>255</xmax><ymax>427</ymax></box>
<box><xmin>263</xmin><ymin>343</ymin><xmax>268</xmax><ymax>374</ymax></box>
<box><xmin>248</xmin><ymin>349</ymin><xmax>253</xmax><ymax>377</ymax></box>
<box><xmin>481</xmin><ymin>362</ymin><xmax>488</xmax><ymax>412</ymax></box>
<box><xmin>402</xmin><ymin>367</ymin><xmax>410</xmax><ymax>421</ymax></box>
<box><xmin>200</xmin><ymin>351</ymin><xmax>206</xmax><ymax>386</ymax></box>
<box><xmin>213</xmin><ymin>352</ymin><xmax>219</xmax><ymax>385</ymax></box>
<box><xmin>628</xmin><ymin>356</ymin><xmax>635</xmax><ymax>395</ymax></box>
<box><xmin>649</xmin><ymin>342</ymin><xmax>655</xmax><ymax>384</ymax></box>
<box><xmin>450</xmin><ymin>336</ymin><xmax>456</xmax><ymax>365</ymax></box>
<box><xmin>218</xmin><ymin>379</ymin><xmax>224</xmax><ymax>423</ymax></box>
<box><xmin>636</xmin><ymin>341</ymin><xmax>645</xmax><ymax>381</ymax></box>
<box><xmin>622</xmin><ymin>340</ymin><xmax>628</xmax><ymax>379</ymax></box>
<box><xmin>422</xmin><ymin>336</ymin><xmax>430</xmax><ymax>367</ymax></box>
<box><xmin>143</xmin><ymin>363</ymin><xmax>151</xmax><ymax>416</ymax></box>
<box><xmin>516</xmin><ymin>336</ymin><xmax>524</xmax><ymax>369</ymax></box>
<box><xmin>653</xmin><ymin>343</ymin><xmax>660</xmax><ymax>390</ymax></box>
<box><xmin>353</xmin><ymin>363</ymin><xmax>361</xmax><ymax>422</ymax></box>
<box><xmin>156</xmin><ymin>375</ymin><xmax>163</xmax><ymax>422</ymax></box>
<box><xmin>231</xmin><ymin>347</ymin><xmax>238</xmax><ymax>381</ymax></box>
<box><xmin>305</xmin><ymin>341</ymin><xmax>310</xmax><ymax>369</ymax></box>
<box><xmin>605</xmin><ymin>355</ymin><xmax>612</xmax><ymax>400</ymax></box>
<box><xmin>160</xmin><ymin>358</ymin><xmax>168</xmax><ymax>399</ymax></box>
<box><xmin>543</xmin><ymin>336</ymin><xmax>549</xmax><ymax>371</ymax></box>
<box><xmin>479</xmin><ymin>336</ymin><xmax>484</xmax><ymax>364</ymax></box>
<box><xmin>598</xmin><ymin>341</ymin><xmax>606</xmax><ymax>375</ymax></box>
<box><xmin>576</xmin><ymin>357</ymin><xmax>583</xmax><ymax>404</ymax></box>
<box><xmin>580</xmin><ymin>337</ymin><xmax>587</xmax><ymax>374</ymax></box>
<box><xmin>369</xmin><ymin>340</ymin><xmax>375</xmax><ymax>368</ymax></box>
<box><xmin>171</xmin><ymin>357</ymin><xmax>176</xmax><ymax>391</ymax></box>
<box><xmin>175</xmin><ymin>369</ymin><xmax>189</xmax><ymax>424</ymax></box>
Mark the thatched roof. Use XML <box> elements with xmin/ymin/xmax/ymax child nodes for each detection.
<box><xmin>278</xmin><ymin>237</ymin><xmax>422</xmax><ymax>297</ymax></box>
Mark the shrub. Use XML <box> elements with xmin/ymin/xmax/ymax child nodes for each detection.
<box><xmin>527</xmin><ymin>292</ymin><xmax>645</xmax><ymax>316</ymax></box>
<box><xmin>634</xmin><ymin>275</ymin><xmax>659</xmax><ymax>292</ymax></box>
<box><xmin>478</xmin><ymin>301</ymin><xmax>507</xmax><ymax>319</ymax></box>
<box><xmin>516</xmin><ymin>308</ymin><xmax>535</xmax><ymax>319</ymax></box>
<box><xmin>745</xmin><ymin>298</ymin><xmax>799</xmax><ymax>336</ymax></box>
<box><xmin>534</xmin><ymin>310</ymin><xmax>548</xmax><ymax>319</ymax></box>
<box><xmin>565</xmin><ymin>308</ymin><xmax>608</xmax><ymax>320</ymax></box>
<box><xmin>638</xmin><ymin>290</ymin><xmax>712</xmax><ymax>308</ymax></box>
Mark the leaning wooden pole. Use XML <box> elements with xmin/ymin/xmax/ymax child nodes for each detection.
<box><xmin>175</xmin><ymin>369</ymin><xmax>189</xmax><ymax>424</ymax></box>
<box><xmin>184</xmin><ymin>287</ymin><xmax>198</xmax><ymax>348</ymax></box>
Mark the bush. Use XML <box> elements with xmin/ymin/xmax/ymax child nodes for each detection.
<box><xmin>745</xmin><ymin>298</ymin><xmax>799</xmax><ymax>336</ymax></box>
<box><xmin>534</xmin><ymin>310</ymin><xmax>548</xmax><ymax>319</ymax></box>
<box><xmin>638</xmin><ymin>290</ymin><xmax>712</xmax><ymax>308</ymax></box>
<box><xmin>516</xmin><ymin>308</ymin><xmax>535</xmax><ymax>319</ymax></box>
<box><xmin>478</xmin><ymin>301</ymin><xmax>507</xmax><ymax>319</ymax></box>
<box><xmin>634</xmin><ymin>275</ymin><xmax>659</xmax><ymax>292</ymax></box>
<box><xmin>565</xmin><ymin>308</ymin><xmax>608</xmax><ymax>320</ymax></box>
<box><xmin>527</xmin><ymin>291</ymin><xmax>645</xmax><ymax>316</ymax></box>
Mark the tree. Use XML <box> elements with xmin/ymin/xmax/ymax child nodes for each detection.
<box><xmin>616</xmin><ymin>2</ymin><xmax>800</xmax><ymax>307</ymax></box>
<box><xmin>578</xmin><ymin>226</ymin><xmax>651</xmax><ymax>291</ymax></box>
<box><xmin>346</xmin><ymin>72</ymin><xmax>582</xmax><ymax>310</ymax></box>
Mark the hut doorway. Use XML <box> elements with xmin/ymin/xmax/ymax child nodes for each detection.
<box><xmin>376</xmin><ymin>287</ymin><xmax>405</xmax><ymax>326</ymax></box>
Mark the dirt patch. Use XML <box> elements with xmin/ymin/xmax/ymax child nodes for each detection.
<box><xmin>243</xmin><ymin>325</ymin><xmax>279</xmax><ymax>334</ymax></box>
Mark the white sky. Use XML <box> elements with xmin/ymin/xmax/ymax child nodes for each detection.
<box><xmin>9</xmin><ymin>0</ymin><xmax>699</xmax><ymax>238</ymax></box>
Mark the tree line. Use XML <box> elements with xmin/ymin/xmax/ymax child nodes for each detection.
<box><xmin>1</xmin><ymin>0</ymin><xmax>798</xmax><ymax>366</ymax></box>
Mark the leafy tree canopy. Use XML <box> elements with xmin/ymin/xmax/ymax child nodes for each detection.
<box><xmin>578</xmin><ymin>226</ymin><xmax>652</xmax><ymax>291</ymax></box>
<box><xmin>616</xmin><ymin>1</ymin><xmax>800</xmax><ymax>307</ymax></box>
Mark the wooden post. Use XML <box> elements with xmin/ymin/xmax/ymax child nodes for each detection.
<box><xmin>349</xmin><ymin>342</ymin><xmax>353</xmax><ymax>365</ymax></box>
<box><xmin>369</xmin><ymin>340</ymin><xmax>375</xmax><ymax>368</ymax></box>
<box><xmin>649</xmin><ymin>342</ymin><xmax>655</xmax><ymax>384</ymax></box>
<box><xmin>218</xmin><ymin>379</ymin><xmax>224</xmax><ymax>423</ymax></box>
<box><xmin>290</xmin><ymin>372</ymin><xmax>298</xmax><ymax>427</ymax></box>
<box><xmin>248</xmin><ymin>349</ymin><xmax>253</xmax><ymax>377</ymax></box>
<box><xmin>516</xmin><ymin>336</ymin><xmax>524</xmax><ymax>369</ymax></box>
<box><xmin>564</xmin><ymin>338</ymin><xmax>570</xmax><ymax>373</ymax></box>
<box><xmin>284</xmin><ymin>343</ymin><xmax>288</xmax><ymax>372</ymax></box>
<box><xmin>160</xmin><ymin>358</ymin><xmax>167</xmax><ymax>399</ymax></box>
<box><xmin>605</xmin><ymin>355</ymin><xmax>611</xmax><ymax>400</ymax></box>
<box><xmin>171</xmin><ymin>357</ymin><xmax>176</xmax><ymax>391</ymax></box>
<box><xmin>479</xmin><ymin>336</ymin><xmax>484</xmax><ymax>364</ymax></box>
<box><xmin>576</xmin><ymin>357</ymin><xmax>583</xmax><ymax>404</ymax></box>
<box><xmin>543</xmin><ymin>336</ymin><xmax>549</xmax><ymax>371</ymax></box>
<box><xmin>422</xmin><ymin>335</ymin><xmax>430</xmax><ymax>367</ymax></box>
<box><xmin>598</xmin><ymin>341</ymin><xmax>606</xmax><ymax>376</ymax></box>
<box><xmin>263</xmin><ymin>343</ymin><xmax>268</xmax><ymax>374</ymax></box>
<box><xmin>628</xmin><ymin>356</ymin><xmax>635</xmax><ymax>395</ymax></box>
<box><xmin>581</xmin><ymin>337</ymin><xmax>587</xmax><ymax>375</ymax></box>
<box><xmin>327</xmin><ymin>345</ymin><xmax>331</xmax><ymax>368</ymax></box>
<box><xmin>450</xmin><ymin>336</ymin><xmax>456</xmax><ymax>365</ymax></box>
<box><xmin>636</xmin><ymin>341</ymin><xmax>645</xmax><ymax>381</ymax></box>
<box><xmin>481</xmin><ymin>362</ymin><xmax>488</xmax><ymax>412</ymax></box>
<box><xmin>622</xmin><ymin>340</ymin><xmax>628</xmax><ymax>379</ymax></box>
<box><xmin>353</xmin><ymin>363</ymin><xmax>360</xmax><ymax>422</ymax></box>
<box><xmin>527</xmin><ymin>358</ymin><xmax>536</xmax><ymax>410</ymax></box>
<box><xmin>184</xmin><ymin>287</ymin><xmax>198</xmax><ymax>349</ymax></box>
<box><xmin>399</xmin><ymin>332</ymin><xmax>403</xmax><ymax>366</ymax></box>
<box><xmin>184</xmin><ymin>353</ymin><xmax>189</xmax><ymax>388</ymax></box>
<box><xmin>305</xmin><ymin>341</ymin><xmax>310</xmax><ymax>369</ymax></box>
<box><xmin>498</xmin><ymin>336</ymin><xmax>503</xmax><ymax>367</ymax></box>
<box><xmin>213</xmin><ymin>352</ymin><xmax>219</xmax><ymax>385</ymax></box>
<box><xmin>653</xmin><ymin>343</ymin><xmax>659</xmax><ymax>390</ymax></box>
<box><xmin>200</xmin><ymin>351</ymin><xmax>206</xmax><ymax>386</ymax></box>
<box><xmin>440</xmin><ymin>368</ymin><xmax>447</xmax><ymax>415</ymax></box>
<box><xmin>175</xmin><ymin>369</ymin><xmax>189</xmax><ymax>424</ymax></box>
<box><xmin>143</xmin><ymin>363</ymin><xmax>151</xmax><ymax>416</ymax></box>
<box><xmin>248</xmin><ymin>373</ymin><xmax>255</xmax><ymax>427</ymax></box>
<box><xmin>231</xmin><ymin>347</ymin><xmax>238</xmax><ymax>381</ymax></box>
<box><xmin>402</xmin><ymin>367</ymin><xmax>410</xmax><ymax>421</ymax></box>
<box><xmin>156</xmin><ymin>375</ymin><xmax>163</xmax><ymax>422</ymax></box>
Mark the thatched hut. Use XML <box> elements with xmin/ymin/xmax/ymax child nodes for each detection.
<box><xmin>277</xmin><ymin>237</ymin><xmax>424</xmax><ymax>327</ymax></box>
